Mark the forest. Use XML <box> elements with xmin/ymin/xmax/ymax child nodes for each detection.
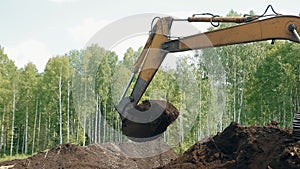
<box><xmin>1</xmin><ymin>11</ymin><xmax>300</xmax><ymax>157</ymax></box>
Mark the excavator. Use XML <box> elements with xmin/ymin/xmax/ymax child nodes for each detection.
<box><xmin>116</xmin><ymin>5</ymin><xmax>300</xmax><ymax>141</ymax></box>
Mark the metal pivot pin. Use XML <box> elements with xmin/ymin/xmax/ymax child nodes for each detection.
<box><xmin>289</xmin><ymin>24</ymin><xmax>300</xmax><ymax>42</ymax></box>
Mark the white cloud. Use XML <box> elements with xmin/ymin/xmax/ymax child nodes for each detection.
<box><xmin>5</xmin><ymin>39</ymin><xmax>52</xmax><ymax>72</ymax></box>
<box><xmin>68</xmin><ymin>18</ymin><xmax>111</xmax><ymax>45</ymax></box>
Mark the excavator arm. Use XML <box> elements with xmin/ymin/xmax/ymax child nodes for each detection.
<box><xmin>163</xmin><ymin>15</ymin><xmax>300</xmax><ymax>52</ymax></box>
<box><xmin>116</xmin><ymin>13</ymin><xmax>300</xmax><ymax>141</ymax></box>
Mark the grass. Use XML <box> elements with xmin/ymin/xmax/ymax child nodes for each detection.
<box><xmin>0</xmin><ymin>154</ymin><xmax>32</xmax><ymax>162</ymax></box>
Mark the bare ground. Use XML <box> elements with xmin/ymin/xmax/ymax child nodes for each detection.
<box><xmin>1</xmin><ymin>122</ymin><xmax>300</xmax><ymax>169</ymax></box>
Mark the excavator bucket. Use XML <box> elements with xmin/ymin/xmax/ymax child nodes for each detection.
<box><xmin>117</xmin><ymin>99</ymin><xmax>179</xmax><ymax>142</ymax></box>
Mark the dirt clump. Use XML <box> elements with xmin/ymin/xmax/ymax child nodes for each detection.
<box><xmin>159</xmin><ymin>122</ymin><xmax>300</xmax><ymax>169</ymax></box>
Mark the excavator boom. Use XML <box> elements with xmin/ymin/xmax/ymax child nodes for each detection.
<box><xmin>163</xmin><ymin>15</ymin><xmax>300</xmax><ymax>52</ymax></box>
<box><xmin>116</xmin><ymin>11</ymin><xmax>300</xmax><ymax>141</ymax></box>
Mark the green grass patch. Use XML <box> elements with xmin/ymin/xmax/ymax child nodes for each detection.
<box><xmin>0</xmin><ymin>154</ymin><xmax>31</xmax><ymax>162</ymax></box>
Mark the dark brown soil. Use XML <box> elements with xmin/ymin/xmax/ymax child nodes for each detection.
<box><xmin>1</xmin><ymin>122</ymin><xmax>300</xmax><ymax>169</ymax></box>
<box><xmin>0</xmin><ymin>141</ymin><xmax>177</xmax><ymax>169</ymax></box>
<box><xmin>121</xmin><ymin>100</ymin><xmax>179</xmax><ymax>140</ymax></box>
<box><xmin>159</xmin><ymin>122</ymin><xmax>300</xmax><ymax>169</ymax></box>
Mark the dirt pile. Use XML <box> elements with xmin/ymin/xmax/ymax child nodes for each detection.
<box><xmin>159</xmin><ymin>122</ymin><xmax>300</xmax><ymax>169</ymax></box>
<box><xmin>1</xmin><ymin>122</ymin><xmax>300</xmax><ymax>169</ymax></box>
<box><xmin>0</xmin><ymin>141</ymin><xmax>177</xmax><ymax>169</ymax></box>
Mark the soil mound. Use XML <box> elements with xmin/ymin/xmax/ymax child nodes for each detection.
<box><xmin>159</xmin><ymin>122</ymin><xmax>300</xmax><ymax>169</ymax></box>
<box><xmin>0</xmin><ymin>141</ymin><xmax>177</xmax><ymax>169</ymax></box>
<box><xmin>1</xmin><ymin>122</ymin><xmax>300</xmax><ymax>169</ymax></box>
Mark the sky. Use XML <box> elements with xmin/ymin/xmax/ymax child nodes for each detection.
<box><xmin>1</xmin><ymin>0</ymin><xmax>299</xmax><ymax>72</ymax></box>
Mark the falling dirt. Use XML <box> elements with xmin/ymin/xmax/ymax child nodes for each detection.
<box><xmin>1</xmin><ymin>122</ymin><xmax>300</xmax><ymax>169</ymax></box>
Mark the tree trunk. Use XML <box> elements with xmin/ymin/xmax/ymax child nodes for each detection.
<box><xmin>76</xmin><ymin>103</ymin><xmax>80</xmax><ymax>144</ymax></box>
<box><xmin>198</xmin><ymin>74</ymin><xmax>202</xmax><ymax>140</ymax></box>
<box><xmin>206</xmin><ymin>88</ymin><xmax>210</xmax><ymax>136</ymax></box>
<box><xmin>94</xmin><ymin>95</ymin><xmax>98</xmax><ymax>143</ymax></box>
<box><xmin>98</xmin><ymin>102</ymin><xmax>101</xmax><ymax>143</ymax></box>
<box><xmin>109</xmin><ymin>107</ymin><xmax>112</xmax><ymax>142</ymax></box>
<box><xmin>25</xmin><ymin>104</ymin><xmax>28</xmax><ymax>154</ymax></box>
<box><xmin>47</xmin><ymin>115</ymin><xmax>51</xmax><ymax>150</ymax></box>
<box><xmin>103</xmin><ymin>103</ymin><xmax>106</xmax><ymax>143</ymax></box>
<box><xmin>283</xmin><ymin>100</ymin><xmax>286</xmax><ymax>128</ymax></box>
<box><xmin>233</xmin><ymin>56</ymin><xmax>237</xmax><ymax>122</ymax></box>
<box><xmin>37</xmin><ymin>102</ymin><xmax>41</xmax><ymax>151</ymax></box>
<box><xmin>67</xmin><ymin>80</ymin><xmax>70</xmax><ymax>143</ymax></box>
<box><xmin>89</xmin><ymin>113</ymin><xmax>93</xmax><ymax>144</ymax></box>
<box><xmin>238</xmin><ymin>69</ymin><xmax>245</xmax><ymax>124</ymax></box>
<box><xmin>32</xmin><ymin>99</ymin><xmax>38</xmax><ymax>154</ymax></box>
<box><xmin>59</xmin><ymin>69</ymin><xmax>63</xmax><ymax>144</ymax></box>
<box><xmin>291</xmin><ymin>89</ymin><xmax>294</xmax><ymax>128</ymax></box>
<box><xmin>16</xmin><ymin>128</ymin><xmax>20</xmax><ymax>154</ymax></box>
<box><xmin>43</xmin><ymin>117</ymin><xmax>47</xmax><ymax>151</ymax></box>
<box><xmin>0</xmin><ymin>105</ymin><xmax>4</xmax><ymax>151</ymax></box>
<box><xmin>83</xmin><ymin>73</ymin><xmax>87</xmax><ymax>146</ymax></box>
<box><xmin>260</xmin><ymin>94</ymin><xmax>263</xmax><ymax>126</ymax></box>
<box><xmin>22</xmin><ymin>128</ymin><xmax>25</xmax><ymax>154</ymax></box>
<box><xmin>179</xmin><ymin>91</ymin><xmax>184</xmax><ymax>143</ymax></box>
<box><xmin>10</xmin><ymin>90</ymin><xmax>16</xmax><ymax>156</ymax></box>
<box><xmin>266</xmin><ymin>104</ymin><xmax>270</xmax><ymax>125</ymax></box>
<box><xmin>83</xmin><ymin>112</ymin><xmax>86</xmax><ymax>146</ymax></box>
<box><xmin>277</xmin><ymin>97</ymin><xmax>281</xmax><ymax>124</ymax></box>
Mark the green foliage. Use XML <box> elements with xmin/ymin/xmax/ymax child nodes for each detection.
<box><xmin>247</xmin><ymin>41</ymin><xmax>300</xmax><ymax>127</ymax></box>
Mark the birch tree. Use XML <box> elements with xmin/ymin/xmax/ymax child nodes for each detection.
<box><xmin>10</xmin><ymin>88</ymin><xmax>16</xmax><ymax>156</ymax></box>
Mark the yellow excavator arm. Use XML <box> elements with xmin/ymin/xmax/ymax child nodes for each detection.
<box><xmin>116</xmin><ymin>9</ymin><xmax>300</xmax><ymax>141</ymax></box>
